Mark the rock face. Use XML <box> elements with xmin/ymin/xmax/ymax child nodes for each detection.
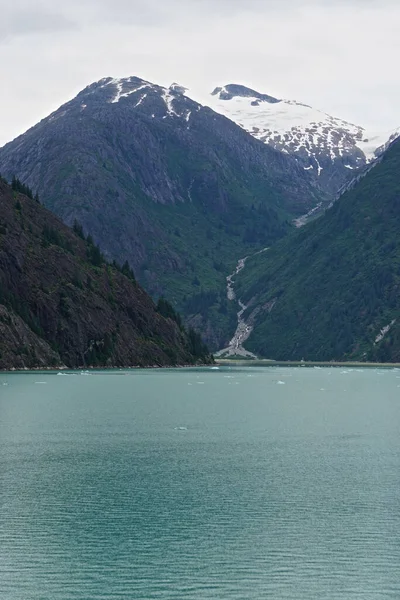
<box><xmin>0</xmin><ymin>76</ymin><xmax>325</xmax><ymax>349</ymax></box>
<box><xmin>212</xmin><ymin>85</ymin><xmax>280</xmax><ymax>104</ymax></box>
<box><xmin>195</xmin><ymin>84</ymin><xmax>400</xmax><ymax>197</ymax></box>
<box><xmin>0</xmin><ymin>180</ymin><xmax>211</xmax><ymax>369</ymax></box>
<box><xmin>233</xmin><ymin>138</ymin><xmax>400</xmax><ymax>362</ymax></box>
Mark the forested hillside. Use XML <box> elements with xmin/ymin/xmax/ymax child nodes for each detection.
<box><xmin>0</xmin><ymin>179</ymin><xmax>211</xmax><ymax>369</ymax></box>
<box><xmin>235</xmin><ymin>139</ymin><xmax>400</xmax><ymax>362</ymax></box>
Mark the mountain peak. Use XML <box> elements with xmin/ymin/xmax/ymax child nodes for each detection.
<box><xmin>211</xmin><ymin>84</ymin><xmax>281</xmax><ymax>105</ymax></box>
<box><xmin>191</xmin><ymin>83</ymin><xmax>400</xmax><ymax>195</ymax></box>
<box><xmin>169</xmin><ymin>83</ymin><xmax>188</xmax><ymax>95</ymax></box>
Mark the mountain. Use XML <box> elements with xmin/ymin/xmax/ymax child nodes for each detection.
<box><xmin>192</xmin><ymin>84</ymin><xmax>400</xmax><ymax>197</ymax></box>
<box><xmin>0</xmin><ymin>178</ymin><xmax>211</xmax><ymax>369</ymax></box>
<box><xmin>0</xmin><ymin>76</ymin><xmax>325</xmax><ymax>349</ymax></box>
<box><xmin>232</xmin><ymin>137</ymin><xmax>400</xmax><ymax>362</ymax></box>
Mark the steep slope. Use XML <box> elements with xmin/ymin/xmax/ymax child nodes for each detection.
<box><xmin>193</xmin><ymin>84</ymin><xmax>400</xmax><ymax>197</ymax></box>
<box><xmin>233</xmin><ymin>138</ymin><xmax>400</xmax><ymax>362</ymax></box>
<box><xmin>0</xmin><ymin>179</ymin><xmax>211</xmax><ymax>369</ymax></box>
<box><xmin>0</xmin><ymin>76</ymin><xmax>325</xmax><ymax>349</ymax></box>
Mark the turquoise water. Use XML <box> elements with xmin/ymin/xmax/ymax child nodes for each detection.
<box><xmin>1</xmin><ymin>366</ymin><xmax>400</xmax><ymax>599</ymax></box>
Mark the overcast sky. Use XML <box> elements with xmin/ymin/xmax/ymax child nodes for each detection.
<box><xmin>0</xmin><ymin>0</ymin><xmax>399</xmax><ymax>146</ymax></box>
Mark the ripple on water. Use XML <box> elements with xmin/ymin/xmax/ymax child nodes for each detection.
<box><xmin>1</xmin><ymin>368</ymin><xmax>400</xmax><ymax>599</ymax></box>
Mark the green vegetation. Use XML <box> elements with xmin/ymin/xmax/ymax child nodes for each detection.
<box><xmin>0</xmin><ymin>89</ymin><xmax>325</xmax><ymax>350</ymax></box>
<box><xmin>235</xmin><ymin>140</ymin><xmax>400</xmax><ymax>362</ymax></box>
<box><xmin>133</xmin><ymin>187</ymin><xmax>290</xmax><ymax>348</ymax></box>
<box><xmin>0</xmin><ymin>179</ymin><xmax>212</xmax><ymax>368</ymax></box>
<box><xmin>156</xmin><ymin>297</ymin><xmax>182</xmax><ymax>328</ymax></box>
<box><xmin>42</xmin><ymin>225</ymin><xmax>73</xmax><ymax>252</ymax></box>
<box><xmin>11</xmin><ymin>175</ymin><xmax>39</xmax><ymax>203</ymax></box>
<box><xmin>72</xmin><ymin>219</ymin><xmax>85</xmax><ymax>239</ymax></box>
<box><xmin>119</xmin><ymin>260</ymin><xmax>136</xmax><ymax>282</ymax></box>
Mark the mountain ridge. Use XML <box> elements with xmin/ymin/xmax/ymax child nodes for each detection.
<box><xmin>190</xmin><ymin>83</ymin><xmax>400</xmax><ymax>196</ymax></box>
<box><xmin>0</xmin><ymin>75</ymin><xmax>325</xmax><ymax>350</ymax></box>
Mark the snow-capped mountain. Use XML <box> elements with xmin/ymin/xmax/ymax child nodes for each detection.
<box><xmin>0</xmin><ymin>75</ymin><xmax>325</xmax><ymax>349</ymax></box>
<box><xmin>189</xmin><ymin>84</ymin><xmax>400</xmax><ymax>195</ymax></box>
<box><xmin>39</xmin><ymin>76</ymin><xmax>399</xmax><ymax>198</ymax></box>
<box><xmin>0</xmin><ymin>75</ymin><xmax>322</xmax><ymax>215</ymax></box>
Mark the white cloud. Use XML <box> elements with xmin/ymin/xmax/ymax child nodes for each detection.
<box><xmin>0</xmin><ymin>0</ymin><xmax>399</xmax><ymax>146</ymax></box>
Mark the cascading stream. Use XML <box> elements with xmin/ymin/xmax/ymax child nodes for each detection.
<box><xmin>215</xmin><ymin>257</ymin><xmax>258</xmax><ymax>359</ymax></box>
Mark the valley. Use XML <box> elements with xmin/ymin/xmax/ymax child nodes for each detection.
<box><xmin>215</xmin><ymin>256</ymin><xmax>257</xmax><ymax>359</ymax></box>
<box><xmin>0</xmin><ymin>76</ymin><xmax>326</xmax><ymax>350</ymax></box>
<box><xmin>1</xmin><ymin>75</ymin><xmax>399</xmax><ymax>361</ymax></box>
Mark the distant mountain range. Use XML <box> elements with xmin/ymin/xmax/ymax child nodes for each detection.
<box><xmin>191</xmin><ymin>83</ymin><xmax>399</xmax><ymax>196</ymax></box>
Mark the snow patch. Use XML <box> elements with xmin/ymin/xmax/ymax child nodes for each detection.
<box><xmin>108</xmin><ymin>78</ymin><xmax>151</xmax><ymax>104</ymax></box>
<box><xmin>133</xmin><ymin>93</ymin><xmax>147</xmax><ymax>108</ymax></box>
<box><xmin>375</xmin><ymin>320</ymin><xmax>396</xmax><ymax>344</ymax></box>
<box><xmin>294</xmin><ymin>202</ymin><xmax>323</xmax><ymax>227</ymax></box>
<box><xmin>111</xmin><ymin>80</ymin><xmax>124</xmax><ymax>103</ymax></box>
<box><xmin>161</xmin><ymin>89</ymin><xmax>180</xmax><ymax>117</ymax></box>
<box><xmin>187</xmin><ymin>86</ymin><xmax>400</xmax><ymax>169</ymax></box>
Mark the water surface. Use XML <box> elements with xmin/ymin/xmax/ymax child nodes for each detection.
<box><xmin>1</xmin><ymin>367</ymin><xmax>400</xmax><ymax>599</ymax></box>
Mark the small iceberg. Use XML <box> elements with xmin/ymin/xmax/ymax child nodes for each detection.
<box><xmin>277</xmin><ymin>381</ymin><xmax>286</xmax><ymax>385</ymax></box>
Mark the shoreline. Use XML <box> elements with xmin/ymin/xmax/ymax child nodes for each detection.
<box><xmin>0</xmin><ymin>363</ymin><xmax>211</xmax><ymax>374</ymax></box>
<box><xmin>216</xmin><ymin>359</ymin><xmax>400</xmax><ymax>368</ymax></box>
<box><xmin>2</xmin><ymin>360</ymin><xmax>400</xmax><ymax>373</ymax></box>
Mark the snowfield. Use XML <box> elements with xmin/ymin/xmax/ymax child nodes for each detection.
<box><xmin>189</xmin><ymin>85</ymin><xmax>400</xmax><ymax>174</ymax></box>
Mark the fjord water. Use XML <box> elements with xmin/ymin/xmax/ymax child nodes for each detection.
<box><xmin>1</xmin><ymin>367</ymin><xmax>399</xmax><ymax>600</ymax></box>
